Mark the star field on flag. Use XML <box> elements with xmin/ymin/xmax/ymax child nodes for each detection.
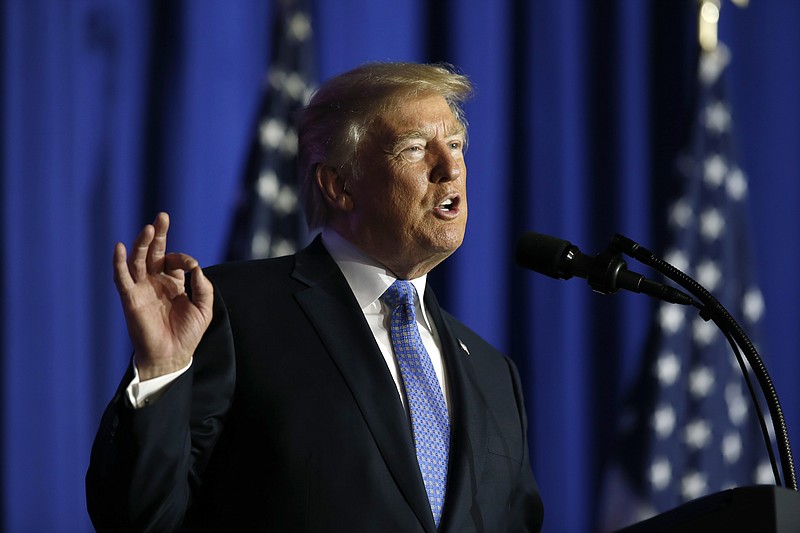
<box><xmin>603</xmin><ymin>42</ymin><xmax>773</xmax><ymax>527</ymax></box>
<box><xmin>227</xmin><ymin>0</ymin><xmax>316</xmax><ymax>260</ymax></box>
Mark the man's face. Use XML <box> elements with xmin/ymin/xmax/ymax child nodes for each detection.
<box><xmin>344</xmin><ymin>93</ymin><xmax>468</xmax><ymax>278</ymax></box>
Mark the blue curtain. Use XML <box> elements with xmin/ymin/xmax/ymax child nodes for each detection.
<box><xmin>4</xmin><ymin>1</ymin><xmax>800</xmax><ymax>531</ymax></box>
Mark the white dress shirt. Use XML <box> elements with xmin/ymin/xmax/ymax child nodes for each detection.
<box><xmin>322</xmin><ymin>228</ymin><xmax>450</xmax><ymax>411</ymax></box>
<box><xmin>127</xmin><ymin>229</ymin><xmax>450</xmax><ymax>413</ymax></box>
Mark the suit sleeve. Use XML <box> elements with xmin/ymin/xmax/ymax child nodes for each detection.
<box><xmin>506</xmin><ymin>357</ymin><xmax>545</xmax><ymax>533</ymax></box>
<box><xmin>86</xmin><ymin>284</ymin><xmax>236</xmax><ymax>532</ymax></box>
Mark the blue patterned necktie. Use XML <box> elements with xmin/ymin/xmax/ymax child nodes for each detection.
<box><xmin>383</xmin><ymin>280</ymin><xmax>450</xmax><ymax>527</ymax></box>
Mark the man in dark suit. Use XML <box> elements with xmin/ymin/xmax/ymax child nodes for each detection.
<box><xmin>87</xmin><ymin>62</ymin><xmax>544</xmax><ymax>532</ymax></box>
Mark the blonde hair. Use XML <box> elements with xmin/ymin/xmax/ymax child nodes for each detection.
<box><xmin>297</xmin><ymin>62</ymin><xmax>473</xmax><ymax>229</ymax></box>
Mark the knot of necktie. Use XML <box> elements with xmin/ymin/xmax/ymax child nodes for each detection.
<box><xmin>383</xmin><ymin>279</ymin><xmax>416</xmax><ymax>312</ymax></box>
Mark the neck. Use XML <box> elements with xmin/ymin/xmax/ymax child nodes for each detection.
<box><xmin>323</xmin><ymin>224</ymin><xmax>448</xmax><ymax>280</ymax></box>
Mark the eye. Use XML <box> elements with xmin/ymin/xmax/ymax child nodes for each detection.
<box><xmin>446</xmin><ymin>133</ymin><xmax>466</xmax><ymax>152</ymax></box>
<box><xmin>447</xmin><ymin>139</ymin><xmax>465</xmax><ymax>158</ymax></box>
<box><xmin>400</xmin><ymin>144</ymin><xmax>426</xmax><ymax>162</ymax></box>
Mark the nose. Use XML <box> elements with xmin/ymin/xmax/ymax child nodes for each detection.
<box><xmin>429</xmin><ymin>143</ymin><xmax>463</xmax><ymax>183</ymax></box>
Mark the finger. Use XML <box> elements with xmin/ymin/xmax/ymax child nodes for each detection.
<box><xmin>147</xmin><ymin>212</ymin><xmax>170</xmax><ymax>274</ymax></box>
<box><xmin>159</xmin><ymin>252</ymin><xmax>198</xmax><ymax>298</ymax></box>
<box><xmin>163</xmin><ymin>252</ymin><xmax>200</xmax><ymax>275</ymax></box>
<box><xmin>190</xmin><ymin>266</ymin><xmax>214</xmax><ymax>317</ymax></box>
<box><xmin>112</xmin><ymin>242</ymin><xmax>134</xmax><ymax>292</ymax></box>
<box><xmin>128</xmin><ymin>223</ymin><xmax>155</xmax><ymax>282</ymax></box>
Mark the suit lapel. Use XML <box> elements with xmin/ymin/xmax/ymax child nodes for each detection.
<box><xmin>423</xmin><ymin>288</ymin><xmax>489</xmax><ymax>532</ymax></box>
<box><xmin>292</xmin><ymin>238</ymin><xmax>437</xmax><ymax>532</ymax></box>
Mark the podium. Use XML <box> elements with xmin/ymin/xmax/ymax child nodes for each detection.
<box><xmin>617</xmin><ymin>486</ymin><xmax>800</xmax><ymax>532</ymax></box>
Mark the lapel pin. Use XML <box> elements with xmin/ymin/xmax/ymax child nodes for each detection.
<box><xmin>458</xmin><ymin>339</ymin><xmax>470</xmax><ymax>355</ymax></box>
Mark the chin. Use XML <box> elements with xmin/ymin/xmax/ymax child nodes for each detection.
<box><xmin>427</xmin><ymin>232</ymin><xmax>465</xmax><ymax>256</ymax></box>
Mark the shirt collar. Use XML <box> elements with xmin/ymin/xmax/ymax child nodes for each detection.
<box><xmin>321</xmin><ymin>228</ymin><xmax>431</xmax><ymax>325</ymax></box>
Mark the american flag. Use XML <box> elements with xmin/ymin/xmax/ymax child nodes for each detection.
<box><xmin>600</xmin><ymin>42</ymin><xmax>773</xmax><ymax>529</ymax></box>
<box><xmin>226</xmin><ymin>0</ymin><xmax>316</xmax><ymax>260</ymax></box>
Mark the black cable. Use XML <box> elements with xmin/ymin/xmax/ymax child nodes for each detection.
<box><xmin>721</xmin><ymin>327</ymin><xmax>781</xmax><ymax>486</ymax></box>
<box><xmin>613</xmin><ymin>234</ymin><xmax>797</xmax><ymax>491</ymax></box>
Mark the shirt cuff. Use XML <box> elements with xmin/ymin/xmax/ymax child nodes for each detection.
<box><xmin>125</xmin><ymin>357</ymin><xmax>193</xmax><ymax>409</ymax></box>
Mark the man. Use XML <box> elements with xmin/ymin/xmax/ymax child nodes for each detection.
<box><xmin>87</xmin><ymin>62</ymin><xmax>544</xmax><ymax>532</ymax></box>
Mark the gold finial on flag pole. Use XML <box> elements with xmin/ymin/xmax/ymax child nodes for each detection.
<box><xmin>698</xmin><ymin>0</ymin><xmax>749</xmax><ymax>52</ymax></box>
<box><xmin>698</xmin><ymin>0</ymin><xmax>721</xmax><ymax>52</ymax></box>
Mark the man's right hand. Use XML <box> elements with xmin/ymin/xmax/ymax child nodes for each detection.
<box><xmin>113</xmin><ymin>212</ymin><xmax>214</xmax><ymax>381</ymax></box>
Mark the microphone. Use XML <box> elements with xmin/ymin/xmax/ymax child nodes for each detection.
<box><xmin>515</xmin><ymin>232</ymin><xmax>696</xmax><ymax>305</ymax></box>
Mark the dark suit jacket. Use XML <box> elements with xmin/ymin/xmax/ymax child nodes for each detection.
<box><xmin>87</xmin><ymin>237</ymin><xmax>544</xmax><ymax>532</ymax></box>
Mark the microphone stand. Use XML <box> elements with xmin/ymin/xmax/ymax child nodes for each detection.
<box><xmin>610</xmin><ymin>234</ymin><xmax>797</xmax><ymax>492</ymax></box>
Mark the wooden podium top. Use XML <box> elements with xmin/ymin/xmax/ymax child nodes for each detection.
<box><xmin>616</xmin><ymin>486</ymin><xmax>800</xmax><ymax>533</ymax></box>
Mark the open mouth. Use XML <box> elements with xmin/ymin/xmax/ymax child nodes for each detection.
<box><xmin>434</xmin><ymin>194</ymin><xmax>461</xmax><ymax>216</ymax></box>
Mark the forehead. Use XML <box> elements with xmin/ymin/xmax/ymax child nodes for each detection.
<box><xmin>372</xmin><ymin>93</ymin><xmax>465</xmax><ymax>139</ymax></box>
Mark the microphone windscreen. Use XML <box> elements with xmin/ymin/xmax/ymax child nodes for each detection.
<box><xmin>515</xmin><ymin>232</ymin><xmax>572</xmax><ymax>279</ymax></box>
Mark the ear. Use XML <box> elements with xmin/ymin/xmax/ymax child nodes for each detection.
<box><xmin>316</xmin><ymin>164</ymin><xmax>353</xmax><ymax>212</ymax></box>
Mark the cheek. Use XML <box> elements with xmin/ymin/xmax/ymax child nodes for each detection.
<box><xmin>384</xmin><ymin>187</ymin><xmax>414</xmax><ymax>213</ymax></box>
<box><xmin>389</xmin><ymin>177</ymin><xmax>428</xmax><ymax>207</ymax></box>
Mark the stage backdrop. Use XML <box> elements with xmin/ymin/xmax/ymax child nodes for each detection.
<box><xmin>3</xmin><ymin>1</ymin><xmax>800</xmax><ymax>532</ymax></box>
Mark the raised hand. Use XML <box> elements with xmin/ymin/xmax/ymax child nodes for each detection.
<box><xmin>113</xmin><ymin>213</ymin><xmax>214</xmax><ymax>380</ymax></box>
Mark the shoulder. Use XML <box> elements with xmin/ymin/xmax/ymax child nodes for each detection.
<box><xmin>202</xmin><ymin>256</ymin><xmax>303</xmax><ymax>317</ymax></box>
<box><xmin>202</xmin><ymin>236</ymin><xmax>335</xmax><ymax>295</ymax></box>
<box><xmin>439</xmin><ymin>309</ymin><xmax>521</xmax><ymax>380</ymax></box>
<box><xmin>204</xmin><ymin>256</ymin><xmax>295</xmax><ymax>288</ymax></box>
<box><xmin>439</xmin><ymin>309</ymin><xmax>501</xmax><ymax>356</ymax></box>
